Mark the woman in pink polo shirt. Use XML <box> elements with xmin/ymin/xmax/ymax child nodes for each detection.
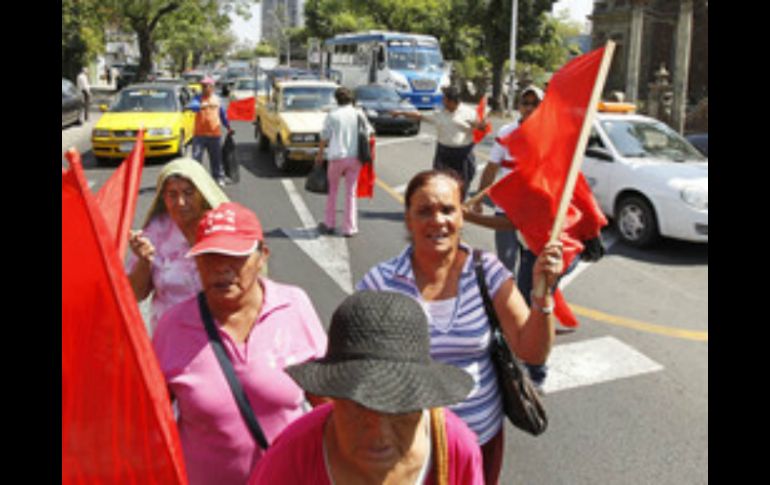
<box><xmin>152</xmin><ymin>202</ymin><xmax>328</xmax><ymax>485</ymax></box>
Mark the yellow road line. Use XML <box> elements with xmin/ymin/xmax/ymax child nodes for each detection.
<box><xmin>376</xmin><ymin>177</ymin><xmax>405</xmax><ymax>204</ymax></box>
<box><xmin>569</xmin><ymin>304</ymin><xmax>708</xmax><ymax>342</ymax></box>
<box><xmin>374</xmin><ymin>176</ymin><xmax>707</xmax><ymax>343</ymax></box>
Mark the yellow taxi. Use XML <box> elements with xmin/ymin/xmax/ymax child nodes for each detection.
<box><xmin>91</xmin><ymin>83</ymin><xmax>195</xmax><ymax>164</ymax></box>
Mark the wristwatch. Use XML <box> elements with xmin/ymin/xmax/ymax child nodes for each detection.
<box><xmin>530</xmin><ymin>291</ymin><xmax>554</xmax><ymax>314</ymax></box>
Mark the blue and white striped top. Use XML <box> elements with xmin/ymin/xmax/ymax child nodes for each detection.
<box><xmin>356</xmin><ymin>242</ymin><xmax>512</xmax><ymax>445</ymax></box>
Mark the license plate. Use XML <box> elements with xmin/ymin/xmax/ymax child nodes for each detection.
<box><xmin>119</xmin><ymin>142</ymin><xmax>135</xmax><ymax>153</ymax></box>
<box><xmin>422</xmin><ymin>96</ymin><xmax>431</xmax><ymax>103</ymax></box>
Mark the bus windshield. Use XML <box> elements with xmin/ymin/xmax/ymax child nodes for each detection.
<box><xmin>387</xmin><ymin>46</ymin><xmax>443</xmax><ymax>72</ymax></box>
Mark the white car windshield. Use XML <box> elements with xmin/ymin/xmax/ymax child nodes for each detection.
<box><xmin>601</xmin><ymin>119</ymin><xmax>706</xmax><ymax>162</ymax></box>
<box><xmin>281</xmin><ymin>87</ymin><xmax>337</xmax><ymax>111</ymax></box>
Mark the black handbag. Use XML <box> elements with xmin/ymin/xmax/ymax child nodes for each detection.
<box><xmin>197</xmin><ymin>293</ymin><xmax>269</xmax><ymax>449</ymax></box>
<box><xmin>357</xmin><ymin>113</ymin><xmax>372</xmax><ymax>164</ymax></box>
<box><xmin>472</xmin><ymin>250</ymin><xmax>548</xmax><ymax>436</ymax></box>
<box><xmin>305</xmin><ymin>160</ymin><xmax>328</xmax><ymax>194</ymax></box>
<box><xmin>221</xmin><ymin>132</ymin><xmax>240</xmax><ymax>183</ymax></box>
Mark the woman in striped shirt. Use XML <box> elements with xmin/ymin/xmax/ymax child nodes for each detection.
<box><xmin>356</xmin><ymin>170</ymin><xmax>563</xmax><ymax>484</ymax></box>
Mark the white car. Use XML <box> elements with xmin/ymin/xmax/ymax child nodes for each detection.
<box><xmin>582</xmin><ymin>104</ymin><xmax>708</xmax><ymax>247</ymax></box>
<box><xmin>229</xmin><ymin>76</ymin><xmax>268</xmax><ymax>102</ymax></box>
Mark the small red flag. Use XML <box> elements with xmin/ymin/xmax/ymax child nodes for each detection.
<box><xmin>472</xmin><ymin>97</ymin><xmax>491</xmax><ymax>144</ymax></box>
<box><xmin>62</xmin><ymin>156</ymin><xmax>187</xmax><ymax>483</ymax></box>
<box><xmin>92</xmin><ymin>129</ymin><xmax>145</xmax><ymax>259</ymax></box>
<box><xmin>488</xmin><ymin>47</ymin><xmax>610</xmax><ymax>327</ymax></box>
<box><xmin>357</xmin><ymin>136</ymin><xmax>376</xmax><ymax>198</ymax></box>
<box><xmin>227</xmin><ymin>96</ymin><xmax>256</xmax><ymax>121</ymax></box>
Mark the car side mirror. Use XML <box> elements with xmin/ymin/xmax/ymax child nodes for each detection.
<box><xmin>585</xmin><ymin>147</ymin><xmax>614</xmax><ymax>162</ymax></box>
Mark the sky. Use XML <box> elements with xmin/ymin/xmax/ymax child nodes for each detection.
<box><xmin>230</xmin><ymin>4</ymin><xmax>262</xmax><ymax>45</ymax></box>
<box><xmin>229</xmin><ymin>0</ymin><xmax>593</xmax><ymax>45</ymax></box>
<box><xmin>552</xmin><ymin>0</ymin><xmax>594</xmax><ymax>30</ymax></box>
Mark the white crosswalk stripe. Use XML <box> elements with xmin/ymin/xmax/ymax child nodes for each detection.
<box><xmin>542</xmin><ymin>336</ymin><xmax>664</xmax><ymax>394</ymax></box>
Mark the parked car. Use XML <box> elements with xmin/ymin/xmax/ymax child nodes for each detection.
<box><xmin>582</xmin><ymin>103</ymin><xmax>707</xmax><ymax>247</ymax></box>
<box><xmin>354</xmin><ymin>84</ymin><xmax>420</xmax><ymax>135</ymax></box>
<box><xmin>685</xmin><ymin>133</ymin><xmax>708</xmax><ymax>157</ymax></box>
<box><xmin>91</xmin><ymin>83</ymin><xmax>195</xmax><ymax>164</ymax></box>
<box><xmin>254</xmin><ymin>79</ymin><xmax>339</xmax><ymax>171</ymax></box>
<box><xmin>62</xmin><ymin>78</ymin><xmax>86</xmax><ymax>128</ymax></box>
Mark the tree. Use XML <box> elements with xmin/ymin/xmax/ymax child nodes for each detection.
<box><xmin>481</xmin><ymin>0</ymin><xmax>558</xmax><ymax>111</ymax></box>
<box><xmin>103</xmin><ymin>0</ymin><xmax>255</xmax><ymax>81</ymax></box>
<box><xmin>62</xmin><ymin>0</ymin><xmax>110</xmax><ymax>80</ymax></box>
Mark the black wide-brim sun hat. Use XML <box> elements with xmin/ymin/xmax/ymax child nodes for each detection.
<box><xmin>287</xmin><ymin>291</ymin><xmax>474</xmax><ymax>414</ymax></box>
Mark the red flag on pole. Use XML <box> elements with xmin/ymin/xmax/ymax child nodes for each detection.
<box><xmin>91</xmin><ymin>129</ymin><xmax>145</xmax><ymax>259</ymax></box>
<box><xmin>226</xmin><ymin>96</ymin><xmax>256</xmax><ymax>121</ymax></box>
<box><xmin>62</xmin><ymin>155</ymin><xmax>187</xmax><ymax>484</ymax></box>
<box><xmin>488</xmin><ymin>46</ymin><xmax>611</xmax><ymax>327</ymax></box>
<box><xmin>472</xmin><ymin>96</ymin><xmax>491</xmax><ymax>144</ymax></box>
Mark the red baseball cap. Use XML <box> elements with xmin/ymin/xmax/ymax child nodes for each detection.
<box><xmin>187</xmin><ymin>202</ymin><xmax>264</xmax><ymax>257</ymax></box>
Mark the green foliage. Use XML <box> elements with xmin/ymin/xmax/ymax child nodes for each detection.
<box><xmin>254</xmin><ymin>42</ymin><xmax>278</xmax><ymax>57</ymax></box>
<box><xmin>62</xmin><ymin>0</ymin><xmax>110</xmax><ymax>79</ymax></box>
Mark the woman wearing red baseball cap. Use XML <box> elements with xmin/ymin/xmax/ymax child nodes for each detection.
<box><xmin>152</xmin><ymin>202</ymin><xmax>328</xmax><ymax>485</ymax></box>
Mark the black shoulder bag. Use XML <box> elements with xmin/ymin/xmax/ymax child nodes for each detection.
<box><xmin>197</xmin><ymin>292</ymin><xmax>269</xmax><ymax>449</ymax></box>
<box><xmin>472</xmin><ymin>249</ymin><xmax>548</xmax><ymax>436</ymax></box>
<box><xmin>357</xmin><ymin>112</ymin><xmax>372</xmax><ymax>164</ymax></box>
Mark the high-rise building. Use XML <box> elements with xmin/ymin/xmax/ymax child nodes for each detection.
<box><xmin>261</xmin><ymin>0</ymin><xmax>305</xmax><ymax>43</ymax></box>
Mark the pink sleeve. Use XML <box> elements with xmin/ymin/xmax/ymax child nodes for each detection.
<box><xmin>445</xmin><ymin>409</ymin><xmax>485</xmax><ymax>485</ymax></box>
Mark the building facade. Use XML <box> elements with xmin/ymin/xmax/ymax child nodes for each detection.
<box><xmin>590</xmin><ymin>0</ymin><xmax>707</xmax><ymax>131</ymax></box>
<box><xmin>261</xmin><ymin>0</ymin><xmax>305</xmax><ymax>43</ymax></box>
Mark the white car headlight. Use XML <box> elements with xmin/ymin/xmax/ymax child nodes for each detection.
<box><xmin>681</xmin><ymin>186</ymin><xmax>708</xmax><ymax>210</ymax></box>
<box><xmin>92</xmin><ymin>129</ymin><xmax>110</xmax><ymax>137</ymax></box>
<box><xmin>365</xmin><ymin>109</ymin><xmax>378</xmax><ymax>118</ymax></box>
<box><xmin>147</xmin><ymin>127</ymin><xmax>173</xmax><ymax>136</ymax></box>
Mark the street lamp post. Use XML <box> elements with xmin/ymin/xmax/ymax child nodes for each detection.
<box><xmin>506</xmin><ymin>0</ymin><xmax>519</xmax><ymax>117</ymax></box>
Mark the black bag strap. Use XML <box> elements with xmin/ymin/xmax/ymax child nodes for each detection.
<box><xmin>197</xmin><ymin>292</ymin><xmax>269</xmax><ymax>450</ymax></box>
<box><xmin>472</xmin><ymin>249</ymin><xmax>502</xmax><ymax>333</ymax></box>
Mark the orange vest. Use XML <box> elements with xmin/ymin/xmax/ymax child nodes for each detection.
<box><xmin>195</xmin><ymin>94</ymin><xmax>222</xmax><ymax>137</ymax></box>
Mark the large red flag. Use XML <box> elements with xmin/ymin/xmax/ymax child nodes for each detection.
<box><xmin>226</xmin><ymin>96</ymin><xmax>256</xmax><ymax>121</ymax></box>
<box><xmin>488</xmin><ymin>47</ymin><xmax>610</xmax><ymax>327</ymax></box>
<box><xmin>62</xmin><ymin>156</ymin><xmax>187</xmax><ymax>484</ymax></box>
<box><xmin>91</xmin><ymin>129</ymin><xmax>145</xmax><ymax>259</ymax></box>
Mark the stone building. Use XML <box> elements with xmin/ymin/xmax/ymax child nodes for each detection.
<box><xmin>590</xmin><ymin>0</ymin><xmax>707</xmax><ymax>132</ymax></box>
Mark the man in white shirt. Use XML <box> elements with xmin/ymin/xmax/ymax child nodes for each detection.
<box><xmin>76</xmin><ymin>67</ymin><xmax>91</xmax><ymax>121</ymax></box>
<box><xmin>468</xmin><ymin>85</ymin><xmax>544</xmax><ymax>274</ymax></box>
<box><xmin>392</xmin><ymin>86</ymin><xmax>488</xmax><ymax>197</ymax></box>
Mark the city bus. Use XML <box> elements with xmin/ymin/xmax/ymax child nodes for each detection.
<box><xmin>321</xmin><ymin>31</ymin><xmax>450</xmax><ymax>109</ymax></box>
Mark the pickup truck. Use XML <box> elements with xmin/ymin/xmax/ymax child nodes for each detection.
<box><xmin>254</xmin><ymin>79</ymin><xmax>339</xmax><ymax>171</ymax></box>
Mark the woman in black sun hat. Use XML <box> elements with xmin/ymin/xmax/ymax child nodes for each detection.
<box><xmin>248</xmin><ymin>290</ymin><xmax>485</xmax><ymax>485</ymax></box>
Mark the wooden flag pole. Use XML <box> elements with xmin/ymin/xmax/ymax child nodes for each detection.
<box><xmin>533</xmin><ymin>40</ymin><xmax>616</xmax><ymax>298</ymax></box>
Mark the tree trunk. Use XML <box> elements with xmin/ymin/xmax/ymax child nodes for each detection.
<box><xmin>136</xmin><ymin>25</ymin><xmax>154</xmax><ymax>82</ymax></box>
<box><xmin>490</xmin><ymin>62</ymin><xmax>505</xmax><ymax>111</ymax></box>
